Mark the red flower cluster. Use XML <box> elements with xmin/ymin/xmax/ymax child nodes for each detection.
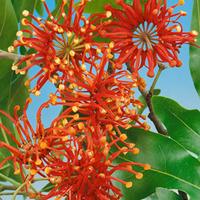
<box><xmin>1</xmin><ymin>0</ymin><xmax>197</xmax><ymax>199</ymax></box>
<box><xmin>97</xmin><ymin>0</ymin><xmax>198</xmax><ymax>77</ymax></box>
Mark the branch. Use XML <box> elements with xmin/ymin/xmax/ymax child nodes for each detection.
<box><xmin>139</xmin><ymin>64</ymin><xmax>168</xmax><ymax>135</ymax></box>
<box><xmin>0</xmin><ymin>50</ymin><xmax>21</xmax><ymax>61</ymax></box>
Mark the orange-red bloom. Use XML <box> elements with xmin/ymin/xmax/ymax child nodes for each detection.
<box><xmin>9</xmin><ymin>0</ymin><xmax>99</xmax><ymax>95</ymax></box>
<box><xmin>98</xmin><ymin>0</ymin><xmax>198</xmax><ymax>77</ymax></box>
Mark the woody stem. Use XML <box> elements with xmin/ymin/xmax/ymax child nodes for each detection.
<box><xmin>0</xmin><ymin>50</ymin><xmax>21</xmax><ymax>61</ymax></box>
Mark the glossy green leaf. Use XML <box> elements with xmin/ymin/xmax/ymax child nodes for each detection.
<box><xmin>156</xmin><ymin>188</ymin><xmax>182</xmax><ymax>200</ymax></box>
<box><xmin>143</xmin><ymin>188</ymin><xmax>182</xmax><ymax>200</ymax></box>
<box><xmin>12</xmin><ymin>0</ymin><xmax>37</xmax><ymax>21</ymax></box>
<box><xmin>36</xmin><ymin>0</ymin><xmax>44</xmax><ymax>16</ymax></box>
<box><xmin>117</xmin><ymin>128</ymin><xmax>200</xmax><ymax>200</ymax></box>
<box><xmin>152</xmin><ymin>96</ymin><xmax>200</xmax><ymax>158</ymax></box>
<box><xmin>41</xmin><ymin>182</ymin><xmax>54</xmax><ymax>192</ymax></box>
<box><xmin>190</xmin><ymin>0</ymin><xmax>200</xmax><ymax>96</ymax></box>
<box><xmin>84</xmin><ymin>0</ymin><xmax>119</xmax><ymax>13</ymax></box>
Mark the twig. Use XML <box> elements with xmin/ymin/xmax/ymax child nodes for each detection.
<box><xmin>0</xmin><ymin>173</ymin><xmax>20</xmax><ymax>187</ymax></box>
<box><xmin>0</xmin><ymin>50</ymin><xmax>22</xmax><ymax>61</ymax></box>
<box><xmin>138</xmin><ymin>64</ymin><xmax>168</xmax><ymax>135</ymax></box>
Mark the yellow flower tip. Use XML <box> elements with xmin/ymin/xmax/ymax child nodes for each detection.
<box><xmin>81</xmin><ymin>63</ymin><xmax>86</xmax><ymax>71</ymax></box>
<box><xmin>176</xmin><ymin>25</ymin><xmax>181</xmax><ymax>32</ymax></box>
<box><xmin>35</xmin><ymin>159</ymin><xmax>42</xmax><ymax>166</ymax></box>
<box><xmin>11</xmin><ymin>65</ymin><xmax>18</xmax><ymax>71</ymax></box>
<box><xmin>20</xmin><ymin>70</ymin><xmax>26</xmax><ymax>75</ymax></box>
<box><xmin>69</xmin><ymin>50</ymin><xmax>75</xmax><ymax>57</ymax></box>
<box><xmin>144</xmin><ymin>164</ymin><xmax>151</xmax><ymax>170</ymax></box>
<box><xmin>63</xmin><ymin>0</ymin><xmax>67</xmax><ymax>5</ymax></box>
<box><xmin>41</xmin><ymin>0</ymin><xmax>45</xmax><ymax>2</ymax></box>
<box><xmin>100</xmin><ymin>136</ymin><xmax>107</xmax><ymax>144</ymax></box>
<box><xmin>58</xmin><ymin>27</ymin><xmax>64</xmax><ymax>33</ymax></box>
<box><xmin>58</xmin><ymin>84</ymin><xmax>65</xmax><ymax>90</ymax></box>
<box><xmin>16</xmin><ymin>31</ymin><xmax>23</xmax><ymax>37</ymax></box>
<box><xmin>73</xmin><ymin>114</ymin><xmax>79</xmax><ymax>120</ymax></box>
<box><xmin>106</xmin><ymin>124</ymin><xmax>113</xmax><ymax>131</ymax></box>
<box><xmin>100</xmin><ymin>108</ymin><xmax>107</xmax><ymax>114</ymax></box>
<box><xmin>15</xmin><ymin>105</ymin><xmax>21</xmax><ymax>111</ymax></box>
<box><xmin>98</xmin><ymin>173</ymin><xmax>106</xmax><ymax>178</ymax></box>
<box><xmin>152</xmin><ymin>9</ymin><xmax>158</xmax><ymax>15</ymax></box>
<box><xmin>8</xmin><ymin>46</ymin><xmax>14</xmax><ymax>53</ymax></box>
<box><xmin>67</xmin><ymin>31</ymin><xmax>72</xmax><ymax>37</ymax></box>
<box><xmin>178</xmin><ymin>0</ymin><xmax>184</xmax><ymax>5</ymax></box>
<box><xmin>26</xmin><ymin>97</ymin><xmax>32</xmax><ymax>104</ymax></box>
<box><xmin>106</xmin><ymin>11</ymin><xmax>112</xmax><ymax>18</ymax></box>
<box><xmin>72</xmin><ymin>105</ymin><xmax>79</xmax><ymax>113</ymax></box>
<box><xmin>62</xmin><ymin>136</ymin><xmax>69</xmax><ymax>141</ymax></box>
<box><xmin>85</xmin><ymin>43</ymin><xmax>91</xmax><ymax>50</ymax></box>
<box><xmin>96</xmin><ymin>48</ymin><xmax>102</xmax><ymax>54</ymax></box>
<box><xmin>120</xmin><ymin>134</ymin><xmax>127</xmax><ymax>141</ymax></box>
<box><xmin>40</xmin><ymin>141</ymin><xmax>48</xmax><ymax>149</ymax></box>
<box><xmin>55</xmin><ymin>57</ymin><xmax>61</xmax><ymax>64</ymax></box>
<box><xmin>22</xmin><ymin>10</ymin><xmax>29</xmax><ymax>17</ymax></box>
<box><xmin>90</xmin><ymin>24</ymin><xmax>96</xmax><ymax>30</ymax></box>
<box><xmin>21</xmin><ymin>18</ymin><xmax>28</xmax><ymax>26</ymax></box>
<box><xmin>81</xmin><ymin>27</ymin><xmax>86</xmax><ymax>33</ymax></box>
<box><xmin>62</xmin><ymin>118</ymin><xmax>68</xmax><ymax>126</ymax></box>
<box><xmin>180</xmin><ymin>10</ymin><xmax>187</xmax><ymax>16</ymax></box>
<box><xmin>109</xmin><ymin>41</ymin><xmax>115</xmax><ymax>49</ymax></box>
<box><xmin>78</xmin><ymin>122</ymin><xmax>85</xmax><ymax>130</ymax></box>
<box><xmin>125</xmin><ymin>182</ymin><xmax>133</xmax><ymax>188</ymax></box>
<box><xmin>66</xmin><ymin>126</ymin><xmax>76</xmax><ymax>135</ymax></box>
<box><xmin>107</xmin><ymin>53</ymin><xmax>113</xmax><ymax>59</ymax></box>
<box><xmin>73</xmin><ymin>37</ymin><xmax>79</xmax><ymax>44</ymax></box>
<box><xmin>191</xmin><ymin>30</ymin><xmax>198</xmax><ymax>36</ymax></box>
<box><xmin>128</xmin><ymin>143</ymin><xmax>135</xmax><ymax>148</ymax></box>
<box><xmin>136</xmin><ymin>173</ymin><xmax>143</xmax><ymax>179</ymax></box>
<box><xmin>14</xmin><ymin>169</ymin><xmax>20</xmax><ymax>175</ymax></box>
<box><xmin>30</xmin><ymin>169</ymin><xmax>37</xmax><ymax>176</ymax></box>
<box><xmin>34</xmin><ymin>90</ymin><xmax>41</xmax><ymax>96</ymax></box>
<box><xmin>44</xmin><ymin>167</ymin><xmax>51</xmax><ymax>174</ymax></box>
<box><xmin>132</xmin><ymin>147</ymin><xmax>140</xmax><ymax>155</ymax></box>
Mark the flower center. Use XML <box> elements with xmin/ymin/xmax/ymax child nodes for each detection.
<box><xmin>132</xmin><ymin>22</ymin><xmax>158</xmax><ymax>50</ymax></box>
<box><xmin>54</xmin><ymin>32</ymin><xmax>84</xmax><ymax>61</ymax></box>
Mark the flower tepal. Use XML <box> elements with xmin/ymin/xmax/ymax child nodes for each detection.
<box><xmin>9</xmin><ymin>0</ymin><xmax>98</xmax><ymax>95</ymax></box>
<box><xmin>98</xmin><ymin>0</ymin><xmax>198</xmax><ymax>77</ymax></box>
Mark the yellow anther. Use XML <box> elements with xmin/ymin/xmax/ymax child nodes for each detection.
<box><xmin>67</xmin><ymin>31</ymin><xmax>72</xmax><ymax>37</ymax></box>
<box><xmin>34</xmin><ymin>90</ymin><xmax>41</xmax><ymax>96</ymax></box>
<box><xmin>96</xmin><ymin>48</ymin><xmax>101</xmax><ymax>54</ymax></box>
<box><xmin>55</xmin><ymin>57</ymin><xmax>61</xmax><ymax>64</ymax></box>
<box><xmin>178</xmin><ymin>0</ymin><xmax>184</xmax><ymax>5</ymax></box>
<box><xmin>106</xmin><ymin>11</ymin><xmax>112</xmax><ymax>18</ymax></box>
<box><xmin>191</xmin><ymin>30</ymin><xmax>198</xmax><ymax>36</ymax></box>
<box><xmin>58</xmin><ymin>27</ymin><xmax>64</xmax><ymax>33</ymax></box>
<box><xmin>73</xmin><ymin>114</ymin><xmax>79</xmax><ymax>120</ymax></box>
<box><xmin>81</xmin><ymin>63</ymin><xmax>86</xmax><ymax>71</ymax></box>
<box><xmin>20</xmin><ymin>70</ymin><xmax>26</xmax><ymax>75</ymax></box>
<box><xmin>120</xmin><ymin>134</ymin><xmax>127</xmax><ymax>141</ymax></box>
<box><xmin>106</xmin><ymin>124</ymin><xmax>113</xmax><ymax>131</ymax></box>
<box><xmin>81</xmin><ymin>27</ymin><xmax>86</xmax><ymax>33</ymax></box>
<box><xmin>180</xmin><ymin>10</ymin><xmax>187</xmax><ymax>16</ymax></box>
<box><xmin>44</xmin><ymin>167</ymin><xmax>51</xmax><ymax>174</ymax></box>
<box><xmin>21</xmin><ymin>18</ymin><xmax>27</xmax><ymax>26</ymax></box>
<box><xmin>73</xmin><ymin>37</ymin><xmax>79</xmax><ymax>44</ymax></box>
<box><xmin>109</xmin><ymin>42</ymin><xmax>114</xmax><ymax>49</ymax></box>
<box><xmin>176</xmin><ymin>25</ymin><xmax>181</xmax><ymax>32</ymax></box>
<box><xmin>35</xmin><ymin>159</ymin><xmax>42</xmax><ymax>166</ymax></box>
<box><xmin>136</xmin><ymin>173</ymin><xmax>143</xmax><ymax>179</ymax></box>
<box><xmin>128</xmin><ymin>143</ymin><xmax>135</xmax><ymax>148</ymax></box>
<box><xmin>70</xmin><ymin>50</ymin><xmax>75</xmax><ymax>57</ymax></box>
<box><xmin>40</xmin><ymin>141</ymin><xmax>48</xmax><ymax>149</ymax></box>
<box><xmin>90</xmin><ymin>24</ymin><xmax>96</xmax><ymax>30</ymax></box>
<box><xmin>22</xmin><ymin>10</ymin><xmax>29</xmax><ymax>17</ymax></box>
<box><xmin>30</xmin><ymin>169</ymin><xmax>37</xmax><ymax>176</ymax></box>
<box><xmin>132</xmin><ymin>148</ymin><xmax>140</xmax><ymax>154</ymax></box>
<box><xmin>78</xmin><ymin>122</ymin><xmax>85</xmax><ymax>130</ymax></box>
<box><xmin>8</xmin><ymin>46</ymin><xmax>14</xmax><ymax>53</ymax></box>
<box><xmin>72</xmin><ymin>106</ymin><xmax>79</xmax><ymax>112</ymax></box>
<box><xmin>144</xmin><ymin>164</ymin><xmax>151</xmax><ymax>170</ymax></box>
<box><xmin>98</xmin><ymin>173</ymin><xmax>106</xmax><ymax>178</ymax></box>
<box><xmin>100</xmin><ymin>108</ymin><xmax>107</xmax><ymax>114</ymax></box>
<box><xmin>107</xmin><ymin>53</ymin><xmax>113</xmax><ymax>59</ymax></box>
<box><xmin>59</xmin><ymin>84</ymin><xmax>65</xmax><ymax>90</ymax></box>
<box><xmin>85</xmin><ymin>43</ymin><xmax>91</xmax><ymax>50</ymax></box>
<box><xmin>67</xmin><ymin>126</ymin><xmax>76</xmax><ymax>135</ymax></box>
<box><xmin>11</xmin><ymin>65</ymin><xmax>18</xmax><ymax>71</ymax></box>
<box><xmin>14</xmin><ymin>169</ymin><xmax>20</xmax><ymax>175</ymax></box>
<box><xmin>125</xmin><ymin>182</ymin><xmax>133</xmax><ymax>188</ymax></box>
<box><xmin>16</xmin><ymin>31</ymin><xmax>23</xmax><ymax>37</ymax></box>
<box><xmin>100</xmin><ymin>136</ymin><xmax>107</xmax><ymax>144</ymax></box>
<box><xmin>62</xmin><ymin>119</ymin><xmax>68</xmax><ymax>126</ymax></box>
<box><xmin>62</xmin><ymin>136</ymin><xmax>69</xmax><ymax>141</ymax></box>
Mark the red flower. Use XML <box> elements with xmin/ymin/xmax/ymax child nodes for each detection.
<box><xmin>9</xmin><ymin>0</ymin><xmax>99</xmax><ymax>95</ymax></box>
<box><xmin>51</xmin><ymin>53</ymin><xmax>148</xmax><ymax>131</ymax></box>
<box><xmin>98</xmin><ymin>0</ymin><xmax>198</xmax><ymax>77</ymax></box>
<box><xmin>39</xmin><ymin>125</ymin><xmax>150</xmax><ymax>200</ymax></box>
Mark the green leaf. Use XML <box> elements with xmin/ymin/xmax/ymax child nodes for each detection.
<box><xmin>84</xmin><ymin>0</ymin><xmax>119</xmax><ymax>13</ymax></box>
<box><xmin>36</xmin><ymin>0</ymin><xmax>44</xmax><ymax>16</ymax></box>
<box><xmin>41</xmin><ymin>182</ymin><xmax>54</xmax><ymax>192</ymax></box>
<box><xmin>118</xmin><ymin>128</ymin><xmax>200</xmax><ymax>200</ymax></box>
<box><xmin>11</xmin><ymin>0</ymin><xmax>37</xmax><ymax>21</ymax></box>
<box><xmin>156</xmin><ymin>188</ymin><xmax>182</xmax><ymax>200</ymax></box>
<box><xmin>190</xmin><ymin>0</ymin><xmax>200</xmax><ymax>96</ymax></box>
<box><xmin>143</xmin><ymin>188</ymin><xmax>182</xmax><ymax>200</ymax></box>
<box><xmin>152</xmin><ymin>96</ymin><xmax>200</xmax><ymax>158</ymax></box>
